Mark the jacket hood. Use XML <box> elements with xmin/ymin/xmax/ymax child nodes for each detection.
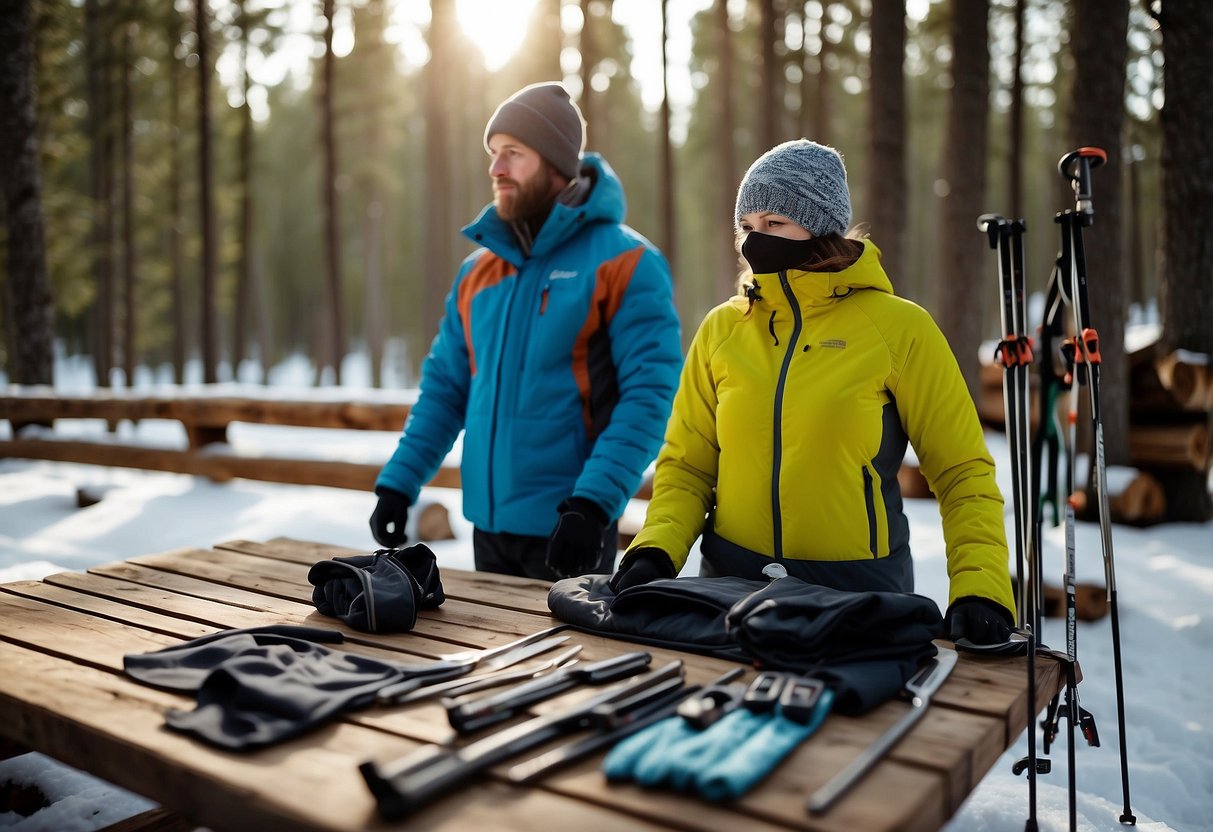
<box><xmin>746</xmin><ymin>239</ymin><xmax>892</xmax><ymax>308</ymax></box>
<box><xmin>462</xmin><ymin>153</ymin><xmax>626</xmax><ymax>265</ymax></box>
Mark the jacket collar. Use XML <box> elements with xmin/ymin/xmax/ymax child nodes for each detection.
<box><xmin>746</xmin><ymin>239</ymin><xmax>892</xmax><ymax>309</ymax></box>
<box><xmin>461</xmin><ymin>153</ymin><xmax>626</xmax><ymax>267</ymax></box>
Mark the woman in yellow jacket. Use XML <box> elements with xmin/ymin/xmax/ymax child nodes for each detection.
<box><xmin>611</xmin><ymin>139</ymin><xmax>1016</xmax><ymax>645</ymax></box>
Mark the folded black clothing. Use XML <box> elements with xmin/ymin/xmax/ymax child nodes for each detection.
<box><xmin>548</xmin><ymin>573</ymin><xmax>760</xmax><ymax>660</ymax></box>
<box><xmin>124</xmin><ymin>625</ymin><xmax>407</xmax><ymax>749</ymax></box>
<box><xmin>548</xmin><ymin>574</ymin><xmax>943</xmax><ymax>715</ymax></box>
<box><xmin>726</xmin><ymin>579</ymin><xmax>942</xmax><ymax>666</ymax></box>
<box><xmin>308</xmin><ymin>544</ymin><xmax>445</xmax><ymax>633</ymax></box>
<box><xmin>726</xmin><ymin>580</ymin><xmax>941</xmax><ymax>715</ymax></box>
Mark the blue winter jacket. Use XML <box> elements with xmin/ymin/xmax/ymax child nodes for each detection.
<box><xmin>376</xmin><ymin>154</ymin><xmax>682</xmax><ymax>536</ymax></box>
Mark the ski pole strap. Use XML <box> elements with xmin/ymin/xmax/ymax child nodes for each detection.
<box><xmin>1060</xmin><ymin>339</ymin><xmax>1088</xmax><ymax>386</ymax></box>
<box><xmin>995</xmin><ymin>335</ymin><xmax>1035</xmax><ymax>368</ymax></box>
<box><xmin>1080</xmin><ymin>328</ymin><xmax>1101</xmax><ymax>365</ymax></box>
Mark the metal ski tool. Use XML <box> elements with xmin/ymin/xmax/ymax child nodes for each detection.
<box><xmin>385</xmin><ymin>644</ymin><xmax>583</xmax><ymax>705</ymax></box>
<box><xmin>506</xmin><ymin>667</ymin><xmax>746</xmax><ymax>785</ymax></box>
<box><xmin>375</xmin><ymin>628</ymin><xmax>572</xmax><ymax>704</ymax></box>
<box><xmin>807</xmin><ymin>647</ymin><xmax>959</xmax><ymax>814</ymax></box>
<box><xmin>360</xmin><ymin>661</ymin><xmax>685</xmax><ymax>819</ymax></box>
<box><xmin>446</xmin><ymin>650</ymin><xmax>652</xmax><ymax>734</ymax></box>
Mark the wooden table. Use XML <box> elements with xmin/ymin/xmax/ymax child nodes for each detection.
<box><xmin>0</xmin><ymin>538</ymin><xmax>1063</xmax><ymax>832</ymax></box>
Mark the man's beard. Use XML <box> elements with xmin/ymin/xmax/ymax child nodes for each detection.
<box><xmin>494</xmin><ymin>166</ymin><xmax>555</xmax><ymax>222</ymax></box>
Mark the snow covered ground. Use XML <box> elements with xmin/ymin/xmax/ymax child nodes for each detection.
<box><xmin>1</xmin><ymin>356</ymin><xmax>1210</xmax><ymax>831</ymax></box>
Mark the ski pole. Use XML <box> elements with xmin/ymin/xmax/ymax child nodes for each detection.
<box><xmin>1056</xmin><ymin>145</ymin><xmax>1135</xmax><ymax>826</ymax></box>
<box><xmin>1036</xmin><ymin>257</ymin><xmax>1071</xmax><ymax>760</ymax></box>
<box><xmin>979</xmin><ymin>213</ymin><xmax>1048</xmax><ymax>832</ymax></box>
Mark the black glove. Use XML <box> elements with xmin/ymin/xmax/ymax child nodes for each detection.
<box><xmin>369</xmin><ymin>488</ymin><xmax>410</xmax><ymax>548</ymax></box>
<box><xmin>945</xmin><ymin>596</ymin><xmax>1014</xmax><ymax>645</ymax></box>
<box><xmin>545</xmin><ymin>497</ymin><xmax>609</xmax><ymax>579</ymax></box>
<box><xmin>608</xmin><ymin>547</ymin><xmax>676</xmax><ymax>593</ymax></box>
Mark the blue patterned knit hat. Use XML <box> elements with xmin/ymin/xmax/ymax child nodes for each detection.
<box><xmin>735</xmin><ymin>139</ymin><xmax>852</xmax><ymax>236</ymax></box>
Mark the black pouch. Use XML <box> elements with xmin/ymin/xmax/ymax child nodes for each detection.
<box><xmin>308</xmin><ymin>544</ymin><xmax>445</xmax><ymax>633</ymax></box>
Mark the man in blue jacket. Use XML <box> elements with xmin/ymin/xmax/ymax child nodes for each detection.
<box><xmin>371</xmin><ymin>82</ymin><xmax>682</xmax><ymax>581</ymax></box>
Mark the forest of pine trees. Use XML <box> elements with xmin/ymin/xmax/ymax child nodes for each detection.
<box><xmin>2</xmin><ymin>1</ymin><xmax>1211</xmax><ymax>499</ymax></box>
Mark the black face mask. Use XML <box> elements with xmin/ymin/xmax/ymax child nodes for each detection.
<box><xmin>741</xmin><ymin>231</ymin><xmax>818</xmax><ymax>274</ymax></box>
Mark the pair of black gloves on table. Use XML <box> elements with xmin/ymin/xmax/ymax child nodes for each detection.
<box><xmin>610</xmin><ymin>548</ymin><xmax>1015</xmax><ymax>646</ymax></box>
<box><xmin>369</xmin><ymin>489</ymin><xmax>614</xmax><ymax>579</ymax></box>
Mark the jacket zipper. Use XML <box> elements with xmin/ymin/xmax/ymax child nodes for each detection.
<box><xmin>539</xmin><ymin>286</ymin><xmax>550</xmax><ymax>315</ymax></box>
<box><xmin>862</xmin><ymin>466</ymin><xmax>878</xmax><ymax>556</ymax></box>
<box><xmin>771</xmin><ymin>270</ymin><xmax>804</xmax><ymax>559</ymax></box>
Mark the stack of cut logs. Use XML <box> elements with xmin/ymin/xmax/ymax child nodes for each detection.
<box><xmin>974</xmin><ymin>336</ymin><xmax>1212</xmax><ymax>525</ymax></box>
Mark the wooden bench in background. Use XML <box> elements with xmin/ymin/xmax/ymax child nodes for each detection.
<box><xmin>0</xmin><ymin>391</ymin><xmax>653</xmax><ymax>545</ymax></box>
<box><xmin>0</xmin><ymin>393</ymin><xmax>434</xmax><ymax>492</ymax></box>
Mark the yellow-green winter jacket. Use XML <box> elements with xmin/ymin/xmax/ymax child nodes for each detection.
<box><xmin>628</xmin><ymin>239</ymin><xmax>1015</xmax><ymax>617</ymax></box>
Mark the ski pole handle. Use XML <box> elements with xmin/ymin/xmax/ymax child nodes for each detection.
<box><xmin>976</xmin><ymin>213</ymin><xmax>1007</xmax><ymax>249</ymax></box>
<box><xmin>1057</xmin><ymin>147</ymin><xmax>1107</xmax><ymax>215</ymax></box>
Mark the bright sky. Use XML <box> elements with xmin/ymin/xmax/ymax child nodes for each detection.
<box><xmin>222</xmin><ymin>0</ymin><xmax>714</xmax><ymax>130</ymax></box>
<box><xmin>219</xmin><ymin>0</ymin><xmax>939</xmax><ymax>140</ymax></box>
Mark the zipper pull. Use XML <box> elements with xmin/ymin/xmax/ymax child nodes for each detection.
<box><xmin>540</xmin><ymin>286</ymin><xmax>550</xmax><ymax>315</ymax></box>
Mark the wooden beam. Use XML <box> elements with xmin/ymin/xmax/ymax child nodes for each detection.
<box><xmin>1</xmin><ymin>394</ymin><xmax>412</xmax><ymax>432</ymax></box>
<box><xmin>0</xmin><ymin>438</ymin><xmax>462</xmax><ymax>492</ymax></box>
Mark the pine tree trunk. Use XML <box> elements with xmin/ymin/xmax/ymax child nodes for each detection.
<box><xmin>0</xmin><ymin>0</ymin><xmax>54</xmax><ymax>386</ymax></box>
<box><xmin>813</xmin><ymin>3</ymin><xmax>833</xmax><ymax>147</ymax></box>
<box><xmin>659</xmin><ymin>0</ymin><xmax>676</xmax><ymax>275</ymax></box>
<box><xmin>423</xmin><ymin>1</ymin><xmax>454</xmax><ymax>360</ymax></box>
<box><xmin>167</xmin><ymin>8</ymin><xmax>186</xmax><ymax>384</ymax></box>
<box><xmin>1157</xmin><ymin>0</ymin><xmax>1213</xmax><ymax>520</ymax></box>
<box><xmin>714</xmin><ymin>0</ymin><xmax>740</xmax><ymax>301</ymax></box>
<box><xmin>758</xmin><ymin>0</ymin><xmax>777</xmax><ymax>152</ymax></box>
<box><xmin>867</xmin><ymin>0</ymin><xmax>907</xmax><ymax>274</ymax></box>
<box><xmin>85</xmin><ymin>0</ymin><xmax>114</xmax><ymax>388</ymax></box>
<box><xmin>1008</xmin><ymin>0</ymin><xmax>1026</xmax><ymax>220</ymax></box>
<box><xmin>320</xmin><ymin>0</ymin><xmax>344</xmax><ymax>385</ymax></box>
<box><xmin>120</xmin><ymin>23</ymin><xmax>137</xmax><ymax>387</ymax></box>
<box><xmin>234</xmin><ymin>9</ymin><xmax>255</xmax><ymax>381</ymax></box>
<box><xmin>934</xmin><ymin>0</ymin><xmax>990</xmax><ymax>398</ymax></box>
<box><xmin>196</xmin><ymin>0</ymin><xmax>219</xmax><ymax>384</ymax></box>
<box><xmin>360</xmin><ymin>0</ymin><xmax>389</xmax><ymax>389</ymax></box>
<box><xmin>1069</xmin><ymin>0</ymin><xmax>1130</xmax><ymax>465</ymax></box>
<box><xmin>1158</xmin><ymin>0</ymin><xmax>1213</xmax><ymax>358</ymax></box>
<box><xmin>579</xmin><ymin>0</ymin><xmax>595</xmax><ymax>149</ymax></box>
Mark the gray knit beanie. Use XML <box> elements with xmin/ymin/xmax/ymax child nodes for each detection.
<box><xmin>734</xmin><ymin>139</ymin><xmax>851</xmax><ymax>236</ymax></box>
<box><xmin>484</xmin><ymin>82</ymin><xmax>586</xmax><ymax>180</ymax></box>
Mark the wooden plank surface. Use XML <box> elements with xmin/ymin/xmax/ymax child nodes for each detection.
<box><xmin>0</xmin><ymin>539</ymin><xmax>1064</xmax><ymax>832</ymax></box>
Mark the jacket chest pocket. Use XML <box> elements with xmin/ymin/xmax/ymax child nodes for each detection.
<box><xmin>521</xmin><ymin>277</ymin><xmax>592</xmax><ymax>401</ymax></box>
